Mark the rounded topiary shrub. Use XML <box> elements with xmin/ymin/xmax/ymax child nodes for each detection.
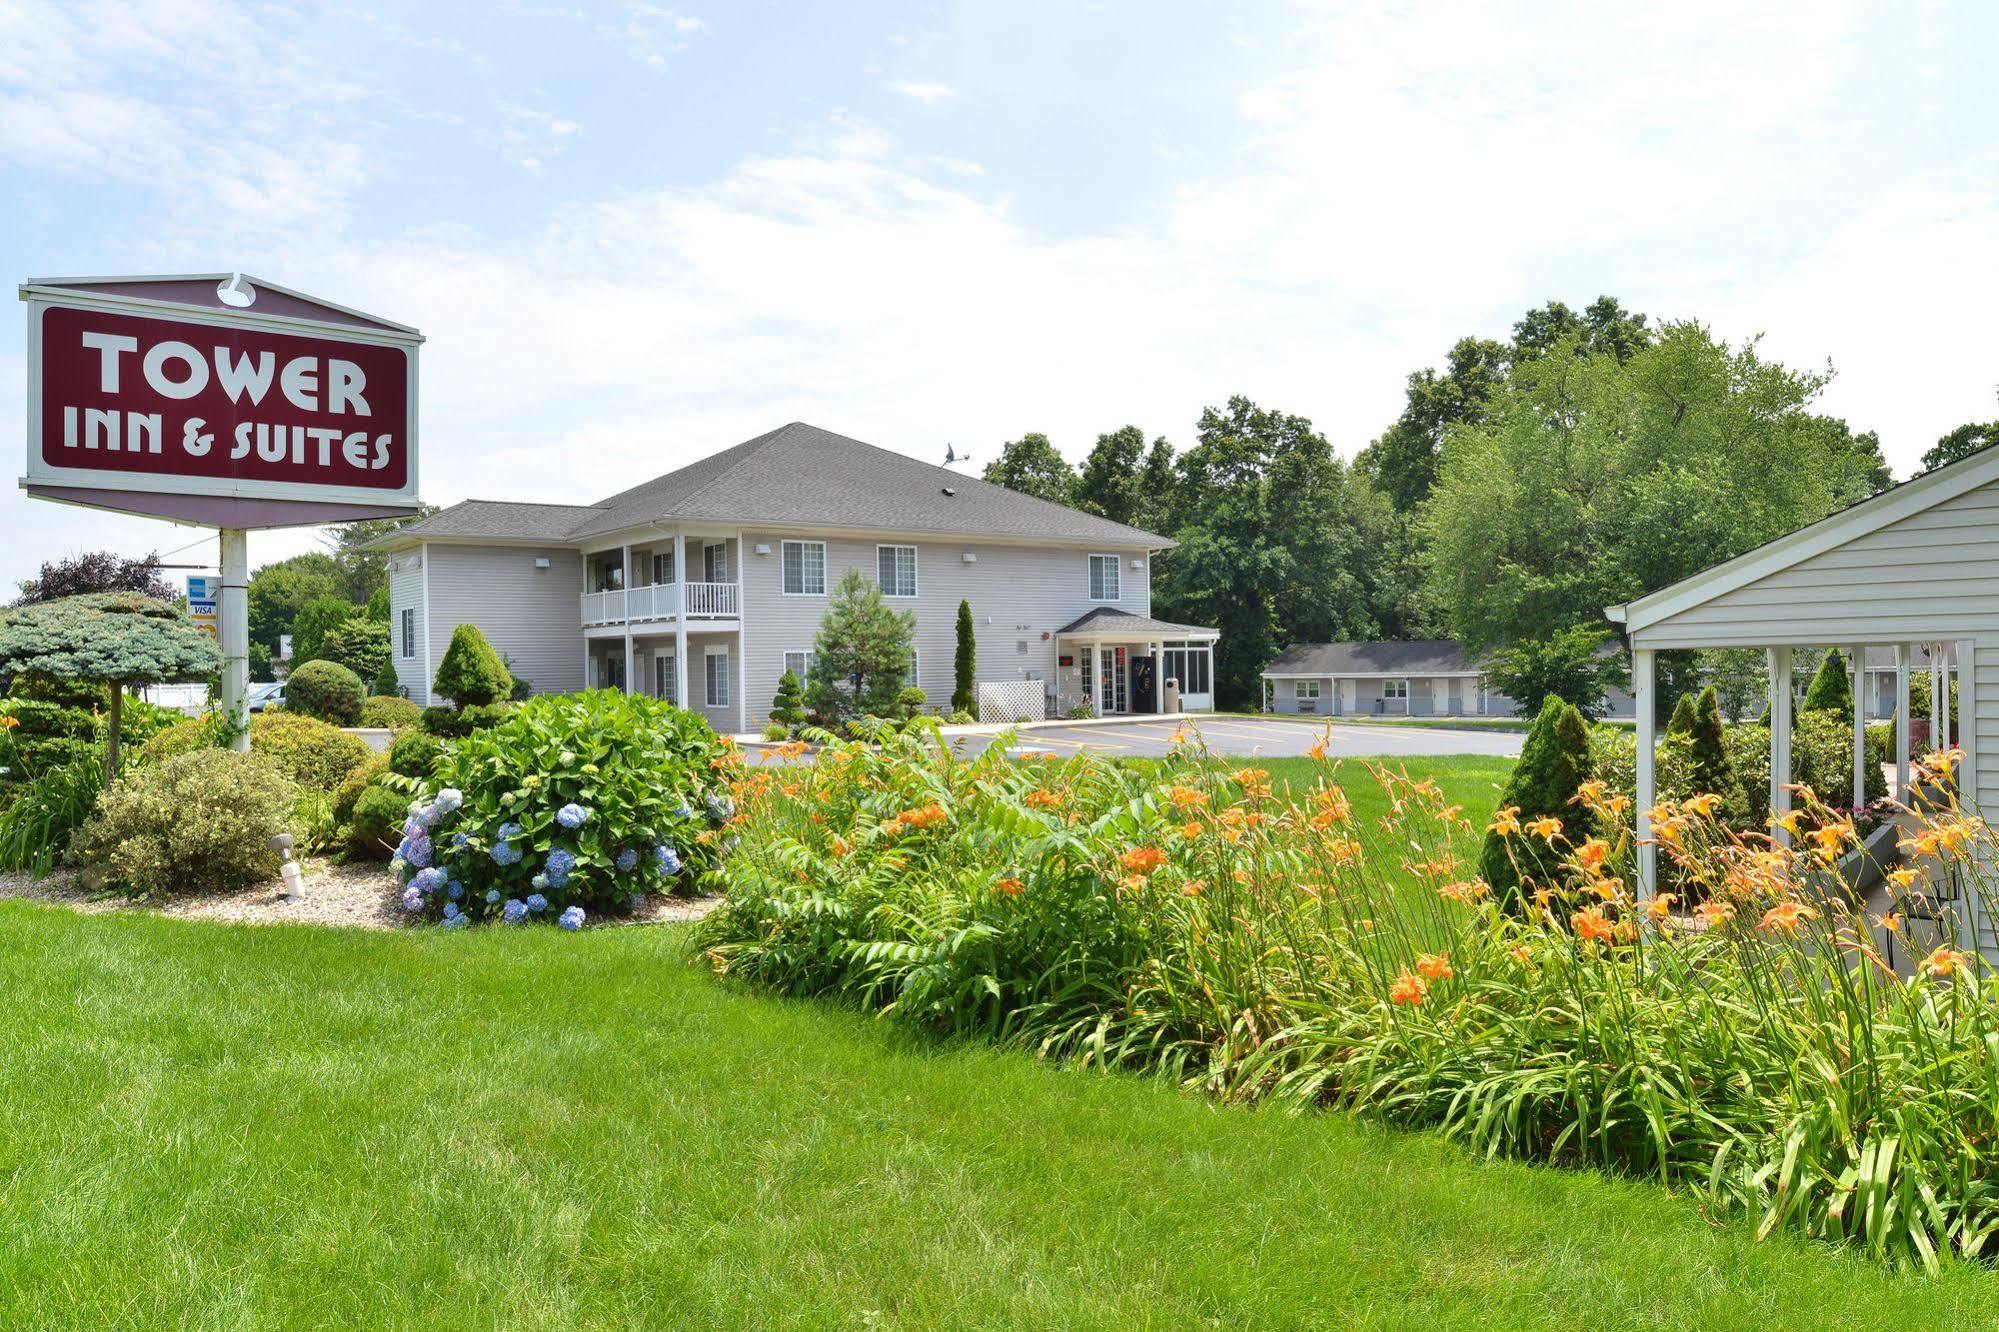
<box><xmin>285</xmin><ymin>659</ymin><xmax>365</xmax><ymax>725</ymax></box>
<box><xmin>396</xmin><ymin>690</ymin><xmax>731</xmax><ymax>927</ymax></box>
<box><xmin>358</xmin><ymin>694</ymin><xmax>422</xmax><ymax>729</ymax></box>
<box><xmin>142</xmin><ymin>716</ymin><xmax>225</xmax><ymax>764</ymax></box>
<box><xmin>68</xmin><ymin>749</ymin><xmax>294</xmax><ymax>897</ymax></box>
<box><xmin>389</xmin><ymin>727</ymin><xmax>445</xmax><ymax>779</ymax></box>
<box><xmin>431</xmin><ymin>624</ymin><xmax>512</xmax><ymax>709</ymax></box>
<box><xmin>349</xmin><ymin>783</ymin><xmax>407</xmax><ymax>858</ymax></box>
<box><xmin>249</xmin><ymin>711</ymin><xmax>371</xmax><ymax>793</ymax></box>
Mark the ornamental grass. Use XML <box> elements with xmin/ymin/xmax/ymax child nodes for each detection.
<box><xmin>698</xmin><ymin>724</ymin><xmax>1999</xmax><ymax>1271</ymax></box>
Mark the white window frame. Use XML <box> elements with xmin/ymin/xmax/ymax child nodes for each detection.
<box><xmin>1088</xmin><ymin>553</ymin><xmax>1121</xmax><ymax>603</ymax></box>
<box><xmin>782</xmin><ymin>649</ymin><xmax>814</xmax><ymax>682</ymax></box>
<box><xmin>1295</xmin><ymin>679</ymin><xmax>1321</xmax><ymax>700</ymax></box>
<box><xmin>400</xmin><ymin>607</ymin><xmax>415</xmax><ymax>659</ymax></box>
<box><xmin>655</xmin><ymin>653</ymin><xmax>678</xmax><ymax>704</ymax></box>
<box><xmin>781</xmin><ymin>540</ymin><xmax>827</xmax><ymax>597</ymax></box>
<box><xmin>652</xmin><ymin>550</ymin><xmax>675</xmax><ymax>586</ymax></box>
<box><xmin>703</xmin><ymin>541</ymin><xmax>727</xmax><ymax>584</ymax></box>
<box><xmin>907</xmin><ymin>648</ymin><xmax>920</xmax><ymax>691</ymax></box>
<box><xmin>705</xmin><ymin>646</ymin><xmax>730</xmax><ymax>708</ymax></box>
<box><xmin>876</xmin><ymin>543</ymin><xmax>918</xmax><ymax>598</ymax></box>
<box><xmin>1383</xmin><ymin>678</ymin><xmax>1410</xmax><ymax>701</ymax></box>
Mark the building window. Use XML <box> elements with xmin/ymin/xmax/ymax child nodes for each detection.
<box><xmin>599</xmin><ymin>654</ymin><xmax>625</xmax><ymax>690</ymax></box>
<box><xmin>1080</xmin><ymin>645</ymin><xmax>1094</xmax><ymax>700</ymax></box>
<box><xmin>1296</xmin><ymin>679</ymin><xmax>1321</xmax><ymax>700</ymax></box>
<box><xmin>705</xmin><ymin>649</ymin><xmax>730</xmax><ymax>708</ymax></box>
<box><xmin>783</xmin><ymin>649</ymin><xmax>813</xmax><ymax>682</ymax></box>
<box><xmin>653</xmin><ymin>550</ymin><xmax>675</xmax><ymax>585</ymax></box>
<box><xmin>655</xmin><ymin>654</ymin><xmax>677</xmax><ymax>704</ymax></box>
<box><xmin>906</xmin><ymin>648</ymin><xmax>920</xmax><ymax>691</ymax></box>
<box><xmin>1383</xmin><ymin>678</ymin><xmax>1409</xmax><ymax>701</ymax></box>
<box><xmin>703</xmin><ymin>542</ymin><xmax>727</xmax><ymax>583</ymax></box>
<box><xmin>1163</xmin><ymin>642</ymin><xmax>1211</xmax><ymax>697</ymax></box>
<box><xmin>877</xmin><ymin>544</ymin><xmax>918</xmax><ymax>597</ymax></box>
<box><xmin>782</xmin><ymin>540</ymin><xmax>826</xmax><ymax>596</ymax></box>
<box><xmin>1088</xmin><ymin>554</ymin><xmax>1121</xmax><ymax>602</ymax></box>
<box><xmin>400</xmin><ymin>608</ymin><xmax>415</xmax><ymax>659</ymax></box>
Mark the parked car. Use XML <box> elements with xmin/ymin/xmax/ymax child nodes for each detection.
<box><xmin>245</xmin><ymin>682</ymin><xmax>285</xmax><ymax>713</ymax></box>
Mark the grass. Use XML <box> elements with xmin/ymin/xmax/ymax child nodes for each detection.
<box><xmin>5</xmin><ymin>905</ymin><xmax>1999</xmax><ymax>1328</ymax></box>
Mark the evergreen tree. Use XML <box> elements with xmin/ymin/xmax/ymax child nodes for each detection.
<box><xmin>1667</xmin><ymin>692</ymin><xmax>1697</xmax><ymax>735</ymax></box>
<box><xmin>952</xmin><ymin>599</ymin><xmax>976</xmax><ymax>714</ymax></box>
<box><xmin>805</xmin><ymin>569</ymin><xmax>915</xmax><ymax>722</ymax></box>
<box><xmin>431</xmin><ymin>624</ymin><xmax>513</xmax><ymax>708</ymax></box>
<box><xmin>1478</xmin><ymin>695</ymin><xmax>1593</xmax><ymax>904</ymax></box>
<box><xmin>770</xmin><ymin>669</ymin><xmax>805</xmax><ymax>729</ymax></box>
<box><xmin>1686</xmin><ymin>685</ymin><xmax>1736</xmax><ymax>809</ymax></box>
<box><xmin>289</xmin><ymin>593</ymin><xmax>355</xmax><ymax>668</ymax></box>
<box><xmin>1801</xmin><ymin>648</ymin><xmax>1852</xmax><ymax>718</ymax></box>
<box><xmin>372</xmin><ymin>656</ymin><xmax>401</xmax><ymax>697</ymax></box>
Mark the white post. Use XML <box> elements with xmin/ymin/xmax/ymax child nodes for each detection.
<box><xmin>1937</xmin><ymin>643</ymin><xmax>1951</xmax><ymax>751</ymax></box>
<box><xmin>734</xmin><ymin>532</ymin><xmax>747</xmax><ymax>735</ymax></box>
<box><xmin>1895</xmin><ymin>643</ymin><xmax>1912</xmax><ymax>800</ymax></box>
<box><xmin>673</xmin><ymin>531</ymin><xmax>689</xmax><ymax>711</ymax></box>
<box><xmin>1850</xmin><ymin>644</ymin><xmax>1867</xmax><ymax>812</ymax></box>
<box><xmin>1633</xmin><ymin>647</ymin><xmax>1656</xmax><ymax>904</ymax></box>
<box><xmin>1769</xmin><ymin>647</ymin><xmax>1792</xmax><ymax>847</ymax></box>
<box><xmin>218</xmin><ymin>528</ymin><xmax>250</xmax><ymax>752</ymax></box>
<box><xmin>621</xmin><ymin>543</ymin><xmax>634</xmax><ymax>696</ymax></box>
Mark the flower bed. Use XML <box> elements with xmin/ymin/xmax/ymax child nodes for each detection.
<box><xmin>700</xmin><ymin>728</ymin><xmax>1999</xmax><ymax>1269</ymax></box>
<box><xmin>396</xmin><ymin>690</ymin><xmax>735</xmax><ymax>927</ymax></box>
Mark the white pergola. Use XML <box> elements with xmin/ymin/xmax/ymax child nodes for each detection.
<box><xmin>1624</xmin><ymin>643</ymin><xmax>1961</xmax><ymax>904</ymax></box>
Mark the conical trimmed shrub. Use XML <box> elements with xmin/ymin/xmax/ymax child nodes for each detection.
<box><xmin>1480</xmin><ymin>694</ymin><xmax>1593</xmax><ymax>904</ymax></box>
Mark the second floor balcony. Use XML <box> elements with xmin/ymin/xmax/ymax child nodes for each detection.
<box><xmin>582</xmin><ymin>580</ymin><xmax>739</xmax><ymax>628</ymax></box>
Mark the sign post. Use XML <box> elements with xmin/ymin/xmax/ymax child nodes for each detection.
<box><xmin>19</xmin><ymin>274</ymin><xmax>423</xmax><ymax>743</ymax></box>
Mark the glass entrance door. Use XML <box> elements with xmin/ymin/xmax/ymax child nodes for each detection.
<box><xmin>1098</xmin><ymin>646</ymin><xmax>1128</xmax><ymax>713</ymax></box>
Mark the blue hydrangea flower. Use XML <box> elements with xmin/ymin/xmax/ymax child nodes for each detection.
<box><xmin>434</xmin><ymin>788</ymin><xmax>464</xmax><ymax>815</ymax></box>
<box><xmin>531</xmin><ymin>872</ymin><xmax>549</xmax><ymax>891</ymax></box>
<box><xmin>498</xmin><ymin>821</ymin><xmax>522</xmax><ymax>840</ymax></box>
<box><xmin>615</xmin><ymin>847</ymin><xmax>639</xmax><ymax>874</ymax></box>
<box><xmin>490</xmin><ymin>841</ymin><xmax>522</xmax><ymax>867</ymax></box>
<box><xmin>502</xmin><ymin>898</ymin><xmax>528</xmax><ymax>925</ymax></box>
<box><xmin>629</xmin><ymin>892</ymin><xmax>646</xmax><ymax>911</ymax></box>
<box><xmin>443</xmin><ymin>913</ymin><xmax>470</xmax><ymax>930</ymax></box>
<box><xmin>526</xmin><ymin>893</ymin><xmax>548</xmax><ymax>913</ymax></box>
<box><xmin>484</xmin><ymin>889</ymin><xmax>501</xmax><ymax>905</ymax></box>
<box><xmin>451</xmin><ymin>832</ymin><xmax>470</xmax><ymax>850</ymax></box>
<box><xmin>655</xmin><ymin>845</ymin><xmax>681</xmax><ymax>876</ymax></box>
<box><xmin>402</xmin><ymin>816</ymin><xmax>424</xmax><ymax>840</ymax></box>
<box><xmin>545</xmin><ymin>848</ymin><xmax>577</xmax><ymax>887</ymax></box>
<box><xmin>404</xmin><ymin>834</ymin><xmax>433</xmax><ymax>869</ymax></box>
<box><xmin>673</xmin><ymin>802</ymin><xmax>693</xmax><ymax>820</ymax></box>
<box><xmin>389</xmin><ymin>857</ymin><xmax>408</xmax><ymax>878</ymax></box>
<box><xmin>705</xmin><ymin>793</ymin><xmax>735</xmax><ymax>823</ymax></box>
<box><xmin>415</xmin><ymin>803</ymin><xmax>441</xmax><ymax>830</ymax></box>
<box><xmin>393</xmin><ymin>838</ymin><xmax>412</xmax><ymax>862</ymax></box>
<box><xmin>447</xmin><ymin>879</ymin><xmax>465</xmax><ymax>900</ymax></box>
<box><xmin>411</xmin><ymin>867</ymin><xmax>446</xmax><ymax>896</ymax></box>
<box><xmin>557</xmin><ymin>803</ymin><xmax>590</xmax><ymax>830</ymax></box>
<box><xmin>559</xmin><ymin>905</ymin><xmax>586</xmax><ymax>931</ymax></box>
<box><xmin>443</xmin><ymin>901</ymin><xmax>461</xmax><ymax>920</ymax></box>
<box><xmin>401</xmin><ymin>884</ymin><xmax>424</xmax><ymax>912</ymax></box>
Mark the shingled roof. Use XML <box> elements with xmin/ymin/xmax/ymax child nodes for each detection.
<box><xmin>1262</xmin><ymin>640</ymin><xmax>1482</xmax><ymax>676</ymax></box>
<box><xmin>373</xmin><ymin>423</ymin><xmax>1171</xmax><ymax>549</ymax></box>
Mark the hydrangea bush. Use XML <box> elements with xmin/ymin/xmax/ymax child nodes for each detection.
<box><xmin>394</xmin><ymin>689</ymin><xmax>733</xmax><ymax>927</ymax></box>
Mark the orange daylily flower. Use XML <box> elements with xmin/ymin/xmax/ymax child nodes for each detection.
<box><xmin>1694</xmin><ymin>900</ymin><xmax>1736</xmax><ymax>928</ymax></box>
<box><xmin>1118</xmin><ymin>846</ymin><xmax>1168</xmax><ymax>877</ymax></box>
<box><xmin>1389</xmin><ymin>971</ymin><xmax>1426</xmax><ymax>1006</ymax></box>
<box><xmin>1682</xmin><ymin>792</ymin><xmax>1723</xmax><ymax>818</ymax></box>
<box><xmin>1759</xmin><ymin>900</ymin><xmax>1817</xmax><ymax>935</ymax></box>
<box><xmin>1924</xmin><ymin>946</ymin><xmax>1971</xmax><ymax>979</ymax></box>
<box><xmin>1525</xmin><ymin>815</ymin><xmax>1563</xmax><ymax>843</ymax></box>
<box><xmin>1488</xmin><ymin>805</ymin><xmax>1521</xmax><ymax>838</ymax></box>
<box><xmin>996</xmin><ymin>877</ymin><xmax>1023</xmax><ymax>896</ymax></box>
<box><xmin>1573</xmin><ymin>905</ymin><xmax>1616</xmax><ymax>945</ymax></box>
<box><xmin>1416</xmin><ymin>952</ymin><xmax>1453</xmax><ymax>982</ymax></box>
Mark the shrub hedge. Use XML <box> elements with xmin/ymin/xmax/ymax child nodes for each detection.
<box><xmin>358</xmin><ymin>694</ymin><xmax>421</xmax><ymax>729</ymax></box>
<box><xmin>68</xmin><ymin>749</ymin><xmax>293</xmax><ymax>897</ymax></box>
<box><xmin>286</xmin><ymin>660</ymin><xmax>365</xmax><ymax>725</ymax></box>
<box><xmin>248</xmin><ymin>712</ymin><xmax>371</xmax><ymax>793</ymax></box>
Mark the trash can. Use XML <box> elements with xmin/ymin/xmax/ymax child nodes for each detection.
<box><xmin>1163</xmin><ymin>676</ymin><xmax>1181</xmax><ymax>714</ymax></box>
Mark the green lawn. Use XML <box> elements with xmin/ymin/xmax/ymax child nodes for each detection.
<box><xmin>4</xmin><ymin>905</ymin><xmax>1997</xmax><ymax>1329</ymax></box>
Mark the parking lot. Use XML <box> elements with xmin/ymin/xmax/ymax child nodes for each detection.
<box><xmin>957</xmin><ymin>714</ymin><xmax>1524</xmax><ymax>761</ymax></box>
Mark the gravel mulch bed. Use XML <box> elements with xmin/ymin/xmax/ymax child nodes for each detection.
<box><xmin>0</xmin><ymin>860</ymin><xmax>722</xmax><ymax>931</ymax></box>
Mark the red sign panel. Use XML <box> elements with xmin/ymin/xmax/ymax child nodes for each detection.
<box><xmin>36</xmin><ymin>305</ymin><xmax>412</xmax><ymax>494</ymax></box>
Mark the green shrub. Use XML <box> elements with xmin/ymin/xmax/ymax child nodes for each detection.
<box><xmin>770</xmin><ymin>669</ymin><xmax>805</xmax><ymax>729</ymax></box>
<box><xmin>285</xmin><ymin>660</ymin><xmax>365</xmax><ymax>725</ymax></box>
<box><xmin>67</xmin><ymin>749</ymin><xmax>293</xmax><ymax>897</ymax></box>
<box><xmin>372</xmin><ymin>657</ymin><xmax>400</xmax><ymax>697</ymax></box>
<box><xmin>349</xmin><ymin>783</ymin><xmax>407</xmax><ymax>858</ymax></box>
<box><xmin>0</xmin><ymin>752</ymin><xmax>104</xmax><ymax>875</ymax></box>
<box><xmin>761</xmin><ymin>723</ymin><xmax>790</xmax><ymax>741</ymax></box>
<box><xmin>358</xmin><ymin>694</ymin><xmax>421</xmax><ymax>729</ymax></box>
<box><xmin>389</xmin><ymin>728</ymin><xmax>445</xmax><ymax>780</ymax></box>
<box><xmin>1067</xmin><ymin>701</ymin><xmax>1095</xmax><ymax>720</ymax></box>
<box><xmin>946</xmin><ymin>709</ymin><xmax>976</xmax><ymax>725</ymax></box>
<box><xmin>1794</xmin><ymin>709</ymin><xmax>1886</xmax><ymax>808</ymax></box>
<box><xmin>0</xmin><ymin>696</ymin><xmax>103</xmax><ymax>780</ymax></box>
<box><xmin>1480</xmin><ymin>695</ymin><xmax>1591</xmax><ymax>902</ymax></box>
<box><xmin>396</xmin><ymin>690</ymin><xmax>727</xmax><ymax>925</ymax></box>
<box><xmin>141</xmin><ymin>716</ymin><xmax>220</xmax><ymax>765</ymax></box>
<box><xmin>952</xmin><ymin>599</ymin><xmax>976</xmax><ymax>714</ymax></box>
<box><xmin>332</xmin><ymin>750</ymin><xmax>390</xmax><ymax>827</ymax></box>
<box><xmin>1801</xmin><ymin>649</ymin><xmax>1853</xmax><ymax>718</ymax></box>
<box><xmin>431</xmin><ymin>624</ymin><xmax>512</xmax><ymax>708</ymax></box>
<box><xmin>420</xmin><ymin>701</ymin><xmax>514</xmax><ymax>737</ymax></box>
<box><xmin>1667</xmin><ymin>692</ymin><xmax>1697</xmax><ymax>735</ymax></box>
<box><xmin>249</xmin><ymin>712</ymin><xmax>371</xmax><ymax>793</ymax></box>
<box><xmin>319</xmin><ymin>617</ymin><xmax>391</xmax><ymax>685</ymax></box>
<box><xmin>893</xmin><ymin>686</ymin><xmax>927</xmax><ymax>721</ymax></box>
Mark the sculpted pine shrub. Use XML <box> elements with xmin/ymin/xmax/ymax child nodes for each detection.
<box><xmin>1479</xmin><ymin>694</ymin><xmax>1592</xmax><ymax>902</ymax></box>
<box><xmin>700</xmin><ymin>723</ymin><xmax>1999</xmax><ymax>1271</ymax></box>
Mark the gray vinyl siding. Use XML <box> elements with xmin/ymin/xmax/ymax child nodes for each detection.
<box><xmin>1631</xmin><ymin>476</ymin><xmax>1999</xmax><ymax>815</ymax></box>
<box><xmin>739</xmin><ymin>534</ymin><xmax>1154</xmax><ymax>727</ymax></box>
<box><xmin>1268</xmin><ymin>674</ymin><xmax>1522</xmax><ymax>718</ymax></box>
<box><xmin>388</xmin><ymin>549</ymin><xmax>426</xmax><ymax>700</ymax></box>
<box><xmin>419</xmin><ymin>544</ymin><xmax>586</xmax><ymax>707</ymax></box>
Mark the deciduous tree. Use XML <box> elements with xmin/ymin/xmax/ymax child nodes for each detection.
<box><xmin>981</xmin><ymin>432</ymin><xmax>1076</xmax><ymax>505</ymax></box>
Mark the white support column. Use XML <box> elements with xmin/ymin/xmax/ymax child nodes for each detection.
<box><xmin>673</xmin><ymin>531</ymin><xmax>689</xmax><ymax>711</ymax></box>
<box><xmin>1938</xmin><ymin>643</ymin><xmax>1952</xmax><ymax>751</ymax></box>
<box><xmin>218</xmin><ymin>528</ymin><xmax>250</xmax><ymax>752</ymax></box>
<box><xmin>1850</xmin><ymin>644</ymin><xmax>1868</xmax><ymax>812</ymax></box>
<box><xmin>1633</xmin><ymin>647</ymin><xmax>1656</xmax><ymax>903</ymax></box>
<box><xmin>735</xmin><ymin>531</ymin><xmax>748</xmax><ymax>735</ymax></box>
<box><xmin>1769</xmin><ymin>647</ymin><xmax>1793</xmax><ymax>847</ymax></box>
<box><xmin>1895</xmin><ymin>643</ymin><xmax>1912</xmax><ymax>800</ymax></box>
<box><xmin>621</xmin><ymin>543</ymin><xmax>634</xmax><ymax>696</ymax></box>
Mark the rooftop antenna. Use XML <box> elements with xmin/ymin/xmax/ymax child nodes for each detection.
<box><xmin>943</xmin><ymin>443</ymin><xmax>973</xmax><ymax>468</ymax></box>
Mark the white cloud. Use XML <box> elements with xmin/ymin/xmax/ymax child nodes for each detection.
<box><xmin>888</xmin><ymin>80</ymin><xmax>959</xmax><ymax>105</ymax></box>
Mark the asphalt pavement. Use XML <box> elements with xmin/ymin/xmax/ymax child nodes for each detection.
<box><xmin>952</xmin><ymin>714</ymin><xmax>1524</xmax><ymax>761</ymax></box>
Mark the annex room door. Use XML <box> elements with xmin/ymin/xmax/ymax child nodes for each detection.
<box><xmin>1130</xmin><ymin>655</ymin><xmax>1157</xmax><ymax>714</ymax></box>
<box><xmin>1098</xmin><ymin>646</ymin><xmax>1128</xmax><ymax>714</ymax></box>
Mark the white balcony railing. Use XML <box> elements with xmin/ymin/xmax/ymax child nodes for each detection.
<box><xmin>581</xmin><ymin>580</ymin><xmax>737</xmax><ymax>627</ymax></box>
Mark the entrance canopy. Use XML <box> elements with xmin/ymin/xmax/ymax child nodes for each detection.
<box><xmin>1054</xmin><ymin>607</ymin><xmax>1218</xmax><ymax>714</ymax></box>
<box><xmin>1054</xmin><ymin>606</ymin><xmax>1218</xmax><ymax>645</ymax></box>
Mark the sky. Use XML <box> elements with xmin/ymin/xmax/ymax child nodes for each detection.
<box><xmin>2</xmin><ymin>0</ymin><xmax>1996</xmax><ymax>589</ymax></box>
